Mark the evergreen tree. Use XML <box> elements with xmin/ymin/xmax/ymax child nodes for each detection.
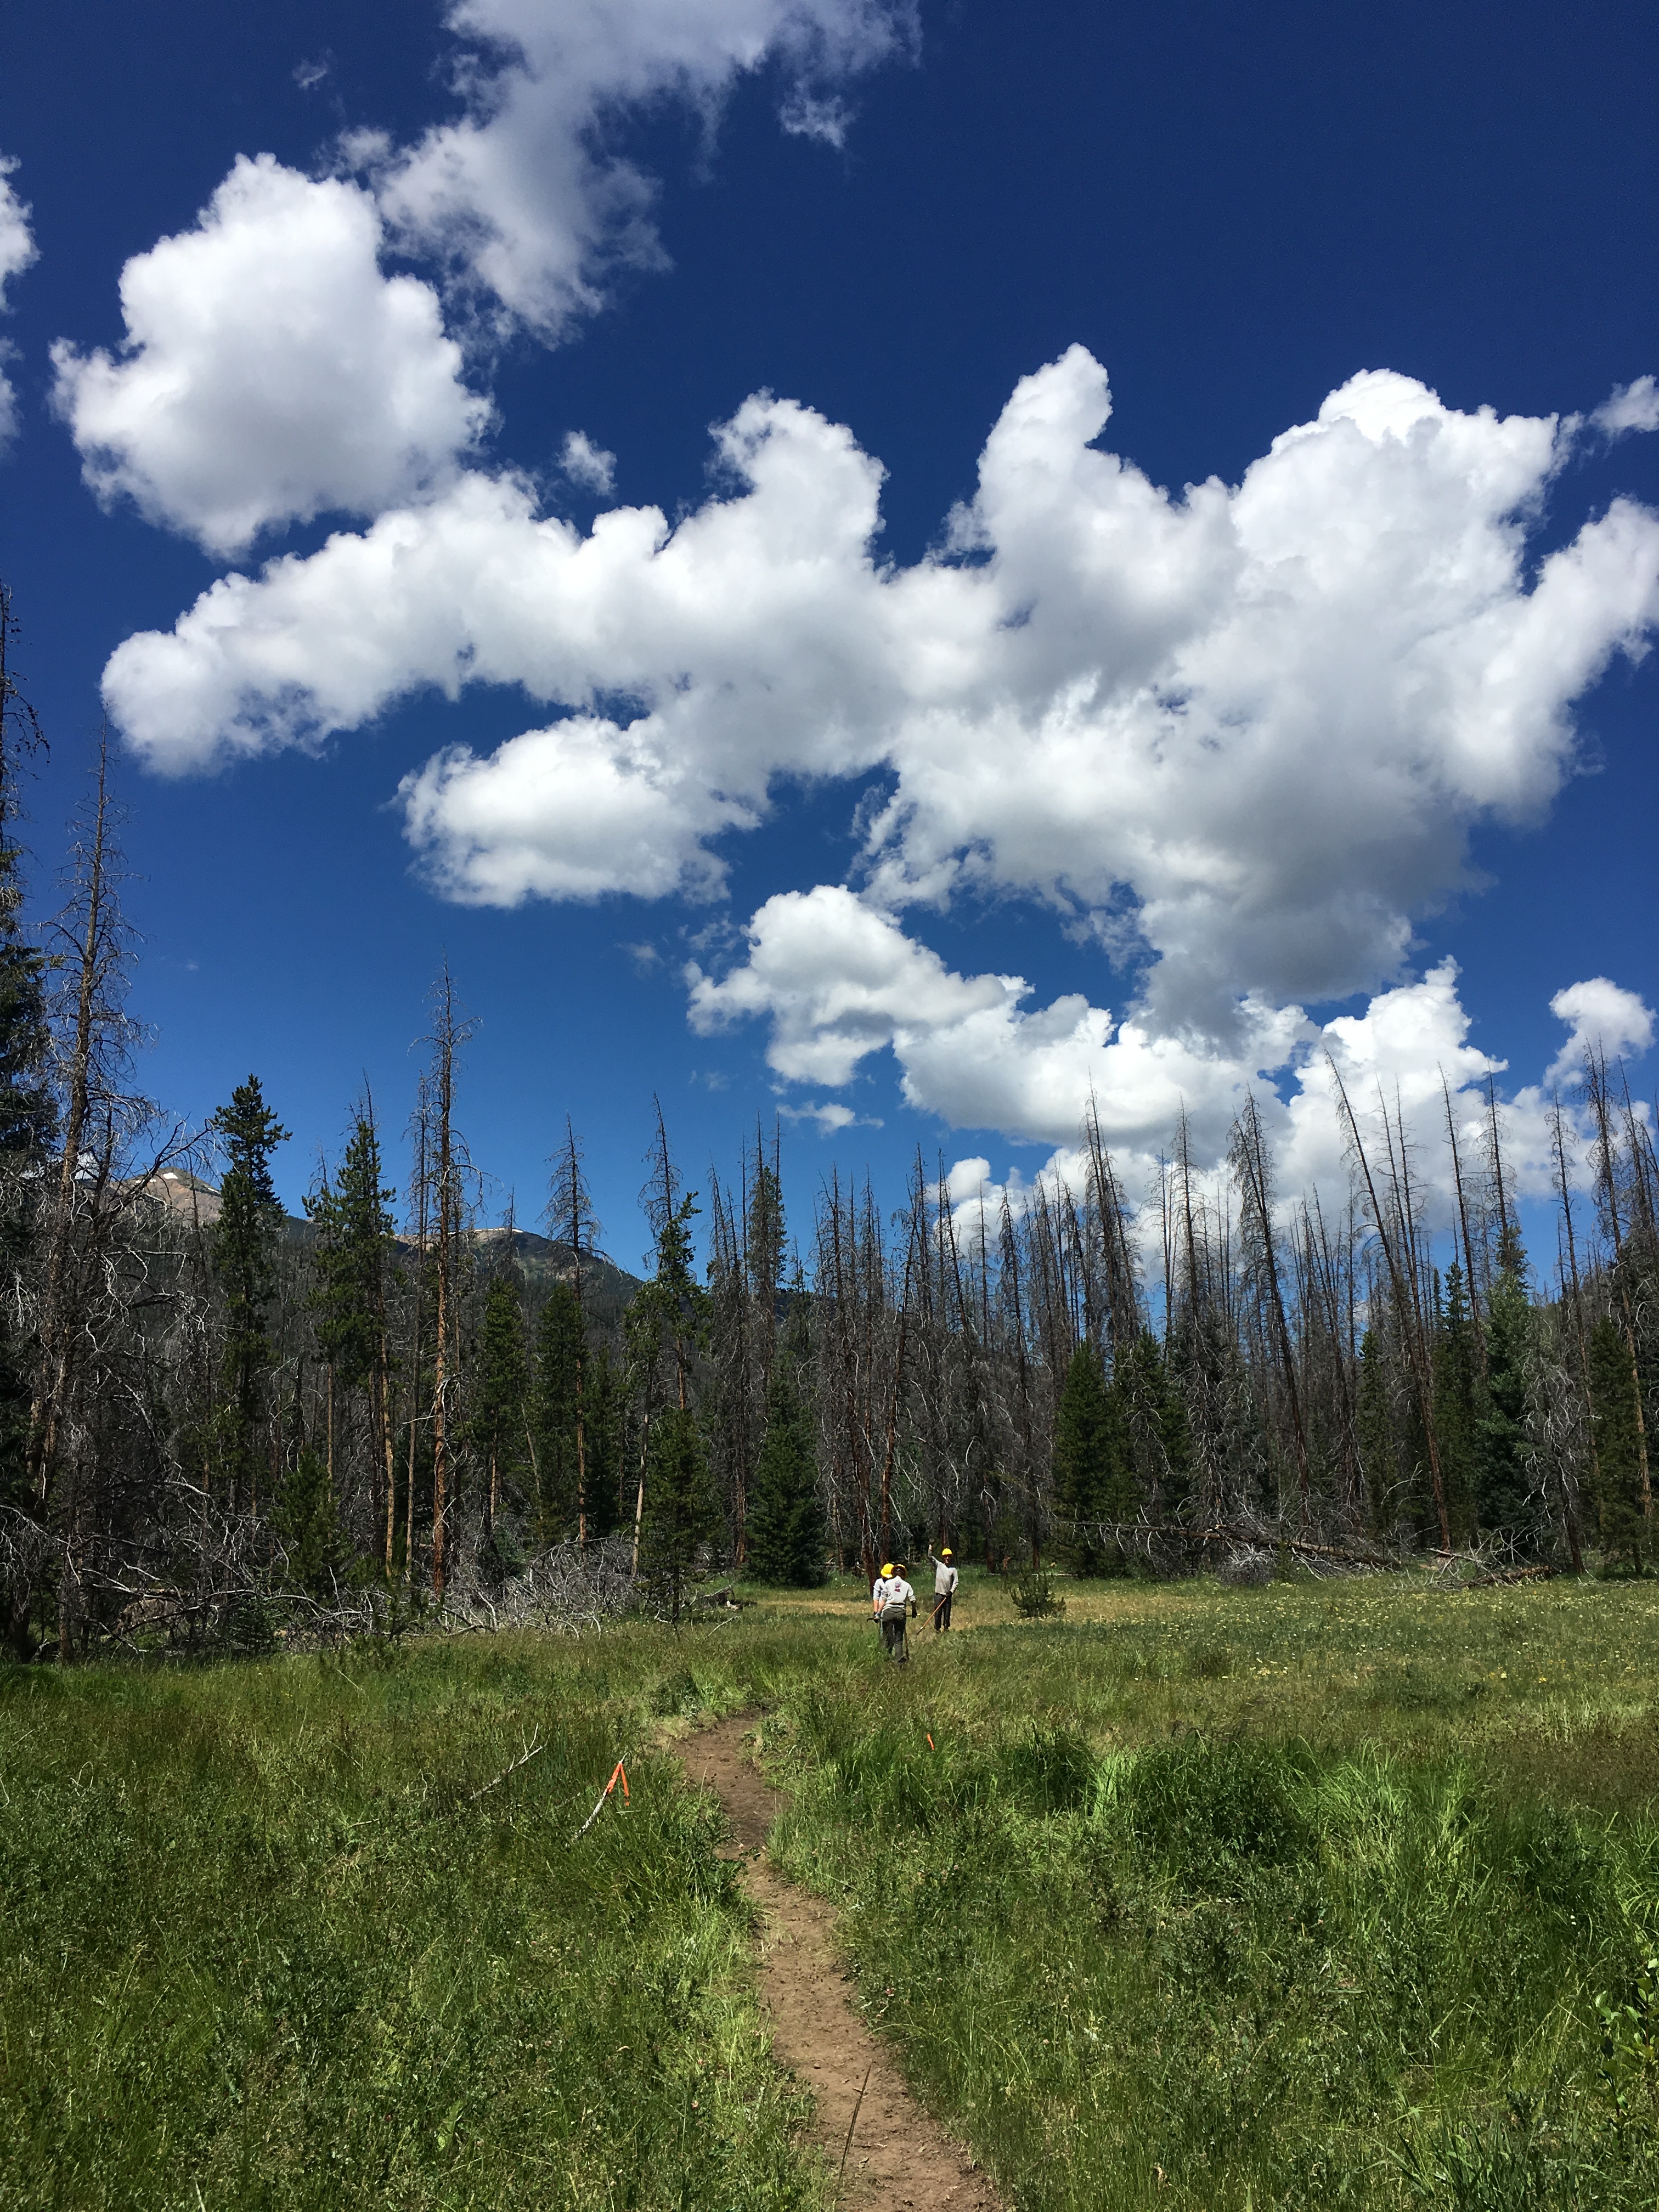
<box><xmin>581</xmin><ymin>1341</ymin><xmax>626</xmax><ymax>1542</ymax></box>
<box><xmin>1120</xmin><ymin>1327</ymin><xmax>1192</xmax><ymax>1520</ymax></box>
<box><xmin>1432</xmin><ymin>1263</ymin><xmax>1480</xmax><ymax>1545</ymax></box>
<box><xmin>545</xmin><ymin>1119</ymin><xmax>601</xmax><ymax>1542</ymax></box>
<box><xmin>211</xmin><ymin>1077</ymin><xmax>290</xmax><ymax>1511</ymax></box>
<box><xmin>1052</xmin><ymin>1341</ymin><xmax>1133</xmax><ymax>1573</ymax></box>
<box><xmin>1588</xmin><ymin>1313</ymin><xmax>1646</xmax><ymax>1570</ymax></box>
<box><xmin>271</xmin><ymin>1448</ymin><xmax>345</xmax><ymax>1596</ymax></box>
<box><xmin>637</xmin><ymin>1406</ymin><xmax>717</xmax><ymax>1623</ymax></box>
<box><xmin>744</xmin><ymin>1304</ymin><xmax>825</xmax><ymax>1585</ymax></box>
<box><xmin>307</xmin><ymin>1111</ymin><xmax>396</xmax><ymax>1392</ymax></box>
<box><xmin>1356</xmin><ymin>1327</ymin><xmax>1396</xmax><ymax>1535</ymax></box>
<box><xmin>629</xmin><ymin>1111</ymin><xmax>712</xmax><ymax>1579</ymax></box>
<box><xmin>471</xmin><ymin>1274</ymin><xmax>528</xmax><ymax>1533</ymax></box>
<box><xmin>531</xmin><ymin>1282</ymin><xmax>583</xmax><ymax>1541</ymax></box>
<box><xmin>305</xmin><ymin>1105</ymin><xmax>397</xmax><ymax>1507</ymax></box>
<box><xmin>1475</xmin><ymin>1262</ymin><xmax>1536</xmax><ymax>1541</ymax></box>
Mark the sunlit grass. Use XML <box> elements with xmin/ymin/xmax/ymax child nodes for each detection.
<box><xmin>4</xmin><ymin>1570</ymin><xmax>1658</xmax><ymax>2209</ymax></box>
<box><xmin>0</xmin><ymin>1647</ymin><xmax>826</xmax><ymax>2212</ymax></box>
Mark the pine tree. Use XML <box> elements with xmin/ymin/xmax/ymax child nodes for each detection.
<box><xmin>1433</xmin><ymin>1263</ymin><xmax>1480</xmax><ymax>1545</ymax></box>
<box><xmin>211</xmin><ymin>1076</ymin><xmax>290</xmax><ymax>1511</ymax></box>
<box><xmin>1052</xmin><ymin>1341</ymin><xmax>1133</xmax><ymax>1573</ymax></box>
<box><xmin>581</xmin><ymin>1341</ymin><xmax>626</xmax><ymax>1543</ymax></box>
<box><xmin>531</xmin><ymin>1282</ymin><xmax>583</xmax><ymax>1542</ymax></box>
<box><xmin>1476</xmin><ymin>1262</ymin><xmax>1536</xmax><ymax>1542</ymax></box>
<box><xmin>637</xmin><ymin>1406</ymin><xmax>717</xmax><ymax>1623</ymax></box>
<box><xmin>1120</xmin><ymin>1327</ymin><xmax>1191</xmax><ymax>1520</ymax></box>
<box><xmin>272</xmin><ymin>1448</ymin><xmax>345</xmax><ymax>1597</ymax></box>
<box><xmin>1588</xmin><ymin>1313</ymin><xmax>1646</xmax><ymax>1570</ymax></box>
<box><xmin>744</xmin><ymin>1302</ymin><xmax>825</xmax><ymax>1586</ymax></box>
<box><xmin>1356</xmin><ymin>1327</ymin><xmax>1396</xmax><ymax>1536</ymax></box>
<box><xmin>471</xmin><ymin>1274</ymin><xmax>528</xmax><ymax>1538</ymax></box>
<box><xmin>629</xmin><ymin>1107</ymin><xmax>710</xmax><ymax>1578</ymax></box>
<box><xmin>306</xmin><ymin>1104</ymin><xmax>397</xmax><ymax>1508</ymax></box>
<box><xmin>545</xmin><ymin>1120</ymin><xmax>601</xmax><ymax>1542</ymax></box>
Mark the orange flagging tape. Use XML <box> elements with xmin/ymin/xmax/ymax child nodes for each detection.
<box><xmin>574</xmin><ymin>1758</ymin><xmax>631</xmax><ymax>1838</ymax></box>
<box><xmin>926</xmin><ymin>1734</ymin><xmax>935</xmax><ymax>1750</ymax></box>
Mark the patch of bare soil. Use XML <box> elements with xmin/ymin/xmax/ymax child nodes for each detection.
<box><xmin>674</xmin><ymin>1717</ymin><xmax>1005</xmax><ymax>2212</ymax></box>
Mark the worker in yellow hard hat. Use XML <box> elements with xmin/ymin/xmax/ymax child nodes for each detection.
<box><xmin>871</xmin><ymin>1561</ymin><xmax>916</xmax><ymax>1663</ymax></box>
<box><xmin>928</xmin><ymin>1545</ymin><xmax>959</xmax><ymax>1632</ymax></box>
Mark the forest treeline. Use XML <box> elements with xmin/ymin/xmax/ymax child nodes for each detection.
<box><xmin>1</xmin><ymin>583</ymin><xmax>1656</xmax><ymax>1659</ymax></box>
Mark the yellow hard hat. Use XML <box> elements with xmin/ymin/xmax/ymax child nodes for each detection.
<box><xmin>881</xmin><ymin>1563</ymin><xmax>895</xmax><ymax>1577</ymax></box>
<box><xmin>941</xmin><ymin>1548</ymin><xmax>953</xmax><ymax>1558</ymax></box>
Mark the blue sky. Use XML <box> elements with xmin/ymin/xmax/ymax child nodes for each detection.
<box><xmin>1</xmin><ymin>0</ymin><xmax>1655</xmax><ymax>1268</ymax></box>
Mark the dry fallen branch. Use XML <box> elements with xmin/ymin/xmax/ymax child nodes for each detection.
<box><xmin>466</xmin><ymin>1728</ymin><xmax>547</xmax><ymax>1802</ymax></box>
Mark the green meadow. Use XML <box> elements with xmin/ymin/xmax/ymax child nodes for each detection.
<box><xmin>4</xmin><ymin>1571</ymin><xmax>1658</xmax><ymax>2210</ymax></box>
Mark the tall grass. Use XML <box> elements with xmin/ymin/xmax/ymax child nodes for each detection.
<box><xmin>0</xmin><ymin>1644</ymin><xmax>825</xmax><ymax>2211</ymax></box>
<box><xmin>747</xmin><ymin>1574</ymin><xmax>1659</xmax><ymax>2209</ymax></box>
<box><xmin>4</xmin><ymin>1572</ymin><xmax>1658</xmax><ymax>2210</ymax></box>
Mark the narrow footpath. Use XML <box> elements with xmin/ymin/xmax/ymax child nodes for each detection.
<box><xmin>673</xmin><ymin>1717</ymin><xmax>1005</xmax><ymax>2212</ymax></box>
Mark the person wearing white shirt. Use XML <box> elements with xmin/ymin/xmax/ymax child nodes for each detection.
<box><xmin>929</xmin><ymin>1548</ymin><xmax>958</xmax><ymax>1630</ymax></box>
<box><xmin>871</xmin><ymin>1562</ymin><xmax>916</xmax><ymax>1663</ymax></box>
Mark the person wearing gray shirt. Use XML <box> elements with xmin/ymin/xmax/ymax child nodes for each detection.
<box><xmin>929</xmin><ymin>1549</ymin><xmax>958</xmax><ymax>1630</ymax></box>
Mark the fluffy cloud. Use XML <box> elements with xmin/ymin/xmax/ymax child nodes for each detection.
<box><xmin>51</xmin><ymin>156</ymin><xmax>490</xmax><ymax>554</ymax></box>
<box><xmin>689</xmin><ymin>882</ymin><xmax>1311</xmax><ymax>1148</ymax></box>
<box><xmin>695</xmin><ymin>884</ymin><xmax>1655</xmax><ymax>1254</ymax></box>
<box><xmin>400</xmin><ymin>715</ymin><xmax>755</xmax><ymax>902</ymax></box>
<box><xmin>561</xmin><ymin>429</ymin><xmax>616</xmax><ymax>495</ymax></box>
<box><xmin>106</xmin><ymin>351</ymin><xmax>1659</xmax><ymax>1039</ymax></box>
<box><xmin>0</xmin><ymin>154</ymin><xmax>36</xmax><ymax>445</ymax></box>
<box><xmin>104</xmin><ymin>394</ymin><xmax>888</xmax><ymax>789</ymax></box>
<box><xmin>364</xmin><ymin>0</ymin><xmax>916</xmax><ymax>336</ymax></box>
<box><xmin>1593</xmin><ymin>376</ymin><xmax>1659</xmax><ymax>439</ymax></box>
<box><xmin>932</xmin><ymin>963</ymin><xmax>1649</xmax><ymax>1265</ymax></box>
<box><xmin>1543</xmin><ymin>977</ymin><xmax>1655</xmax><ymax>1086</ymax></box>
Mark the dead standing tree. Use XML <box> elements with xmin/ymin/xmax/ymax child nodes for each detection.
<box><xmin>547</xmin><ymin>1116</ymin><xmax>600</xmax><ymax>1546</ymax></box>
<box><xmin>419</xmin><ymin>969</ymin><xmax>477</xmax><ymax>1600</ymax></box>
<box><xmin>1585</xmin><ymin>1046</ymin><xmax>1653</xmax><ymax>1537</ymax></box>
<box><xmin>24</xmin><ymin>741</ymin><xmax>190</xmax><ymax>1653</ymax></box>
<box><xmin>1229</xmin><ymin>1092</ymin><xmax>1311</xmax><ymax>1522</ymax></box>
<box><xmin>1328</xmin><ymin>1058</ymin><xmax>1452</xmax><ymax>1550</ymax></box>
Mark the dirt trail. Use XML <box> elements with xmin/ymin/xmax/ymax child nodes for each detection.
<box><xmin>673</xmin><ymin>1717</ymin><xmax>1004</xmax><ymax>2212</ymax></box>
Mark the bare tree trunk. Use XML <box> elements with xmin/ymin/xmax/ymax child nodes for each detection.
<box><xmin>1443</xmin><ymin>1074</ymin><xmax>1488</xmax><ymax>1383</ymax></box>
<box><xmin>1231</xmin><ymin>1092</ymin><xmax>1311</xmax><ymax>1519</ymax></box>
<box><xmin>430</xmin><ymin>976</ymin><xmax>458</xmax><ymax>1599</ymax></box>
<box><xmin>1329</xmin><ymin>1058</ymin><xmax>1451</xmax><ymax>1549</ymax></box>
<box><xmin>1588</xmin><ymin>1049</ymin><xmax>1651</xmax><ymax>1527</ymax></box>
<box><xmin>1550</xmin><ymin>1093</ymin><xmax>1589</xmax><ymax>1572</ymax></box>
<box><xmin>404</xmin><ymin>1094</ymin><xmax>429</xmax><ymax>1587</ymax></box>
<box><xmin>29</xmin><ymin>743</ymin><xmax>111</xmax><ymax>1517</ymax></box>
<box><xmin>877</xmin><ymin>1242</ymin><xmax>912</xmax><ymax>1567</ymax></box>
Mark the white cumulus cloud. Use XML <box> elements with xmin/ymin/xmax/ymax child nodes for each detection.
<box><xmin>104</xmin><ymin>351</ymin><xmax>1659</xmax><ymax>1042</ymax></box>
<box><xmin>1543</xmin><ymin>976</ymin><xmax>1655</xmax><ymax>1086</ymax></box>
<box><xmin>936</xmin><ymin>964</ymin><xmax>1653</xmax><ymax>1260</ymax></box>
<box><xmin>0</xmin><ymin>154</ymin><xmax>37</xmax><ymax>446</ymax></box>
<box><xmin>51</xmin><ymin>155</ymin><xmax>490</xmax><ymax>554</ymax></box>
<box><xmin>1592</xmin><ymin>376</ymin><xmax>1659</xmax><ymax>439</ymax></box>
<box><xmin>561</xmin><ymin>429</ymin><xmax>617</xmax><ymax>495</ymax></box>
<box><xmin>688</xmin><ymin>882</ymin><xmax>1313</xmax><ymax>1149</ymax></box>
<box><xmin>364</xmin><ymin>0</ymin><xmax>917</xmax><ymax>338</ymax></box>
<box><xmin>401</xmin><ymin>714</ymin><xmax>755</xmax><ymax>902</ymax></box>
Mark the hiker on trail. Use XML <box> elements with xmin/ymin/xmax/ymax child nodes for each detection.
<box><xmin>871</xmin><ymin>1562</ymin><xmax>916</xmax><ymax>1664</ymax></box>
<box><xmin>929</xmin><ymin>1548</ymin><xmax>958</xmax><ymax>1631</ymax></box>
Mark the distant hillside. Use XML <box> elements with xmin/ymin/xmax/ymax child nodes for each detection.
<box><xmin>132</xmin><ymin>1175</ymin><xmax>644</xmax><ymax>1324</ymax></box>
<box><xmin>129</xmin><ymin>1168</ymin><xmax>223</xmax><ymax>1226</ymax></box>
<box><xmin>466</xmin><ymin>1227</ymin><xmax>643</xmax><ymax>1325</ymax></box>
